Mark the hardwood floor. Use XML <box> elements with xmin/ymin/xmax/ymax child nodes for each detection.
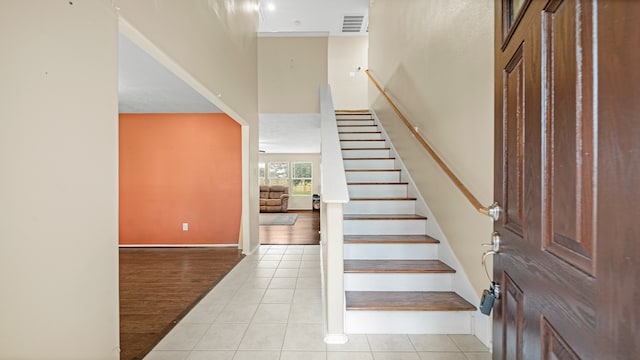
<box><xmin>119</xmin><ymin>247</ymin><xmax>243</xmax><ymax>360</ymax></box>
<box><xmin>118</xmin><ymin>211</ymin><xmax>318</xmax><ymax>359</ymax></box>
<box><xmin>259</xmin><ymin>210</ymin><xmax>320</xmax><ymax>245</ymax></box>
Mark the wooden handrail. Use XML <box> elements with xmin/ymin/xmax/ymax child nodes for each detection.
<box><xmin>365</xmin><ymin>69</ymin><xmax>490</xmax><ymax>217</ymax></box>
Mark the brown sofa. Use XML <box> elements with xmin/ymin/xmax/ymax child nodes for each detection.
<box><xmin>259</xmin><ymin>185</ymin><xmax>290</xmax><ymax>212</ymax></box>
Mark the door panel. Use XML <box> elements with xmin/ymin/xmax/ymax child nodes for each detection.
<box><xmin>503</xmin><ymin>44</ymin><xmax>525</xmax><ymax>237</ymax></box>
<box><xmin>595</xmin><ymin>2</ymin><xmax>640</xmax><ymax>358</ymax></box>
<box><xmin>494</xmin><ymin>0</ymin><xmax>595</xmax><ymax>360</ymax></box>
<box><xmin>495</xmin><ymin>1</ymin><xmax>640</xmax><ymax>359</ymax></box>
<box><xmin>541</xmin><ymin>318</ymin><xmax>580</xmax><ymax>360</ymax></box>
<box><xmin>503</xmin><ymin>273</ymin><xmax>525</xmax><ymax>360</ymax></box>
<box><xmin>541</xmin><ymin>0</ymin><xmax>596</xmax><ymax>276</ymax></box>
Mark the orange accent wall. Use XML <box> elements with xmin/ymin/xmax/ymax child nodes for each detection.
<box><xmin>119</xmin><ymin>113</ymin><xmax>241</xmax><ymax>245</ymax></box>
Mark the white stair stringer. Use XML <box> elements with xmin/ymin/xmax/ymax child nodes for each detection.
<box><xmin>335</xmin><ymin>111</ymin><xmax>482</xmax><ymax>341</ymax></box>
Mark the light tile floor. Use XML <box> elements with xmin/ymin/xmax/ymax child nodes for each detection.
<box><xmin>144</xmin><ymin>245</ymin><xmax>491</xmax><ymax>360</ymax></box>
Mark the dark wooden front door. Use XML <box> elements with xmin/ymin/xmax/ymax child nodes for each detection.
<box><xmin>494</xmin><ymin>0</ymin><xmax>640</xmax><ymax>358</ymax></box>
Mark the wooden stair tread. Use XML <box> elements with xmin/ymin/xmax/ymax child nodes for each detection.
<box><xmin>342</xmin><ymin>147</ymin><xmax>391</xmax><ymax>151</ymax></box>
<box><xmin>343</xmin><ymin>157</ymin><xmax>395</xmax><ymax>160</ymax></box>
<box><xmin>344</xmin><ymin>235</ymin><xmax>439</xmax><ymax>244</ymax></box>
<box><xmin>338</xmin><ymin>124</ymin><xmax>376</xmax><ymax>127</ymax></box>
<box><xmin>340</xmin><ymin>139</ymin><xmax>385</xmax><ymax>142</ymax></box>
<box><xmin>349</xmin><ymin>197</ymin><xmax>417</xmax><ymax>201</ymax></box>
<box><xmin>345</xmin><ymin>169</ymin><xmax>400</xmax><ymax>172</ymax></box>
<box><xmin>336</xmin><ymin>118</ymin><xmax>376</xmax><ymax>126</ymax></box>
<box><xmin>344</xmin><ymin>214</ymin><xmax>427</xmax><ymax>220</ymax></box>
<box><xmin>345</xmin><ymin>291</ymin><xmax>476</xmax><ymax>311</ymax></box>
<box><xmin>348</xmin><ymin>182</ymin><xmax>408</xmax><ymax>185</ymax></box>
<box><xmin>344</xmin><ymin>259</ymin><xmax>454</xmax><ymax>273</ymax></box>
<box><xmin>339</xmin><ymin>131</ymin><xmax>382</xmax><ymax>134</ymax></box>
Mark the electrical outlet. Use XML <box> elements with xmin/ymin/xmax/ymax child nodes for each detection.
<box><xmin>182</xmin><ymin>223</ymin><xmax>189</xmax><ymax>231</ymax></box>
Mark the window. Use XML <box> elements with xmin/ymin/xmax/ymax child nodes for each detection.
<box><xmin>292</xmin><ymin>162</ymin><xmax>312</xmax><ymax>196</ymax></box>
<box><xmin>268</xmin><ymin>162</ymin><xmax>289</xmax><ymax>186</ymax></box>
<box><xmin>258</xmin><ymin>163</ymin><xmax>266</xmax><ymax>186</ymax></box>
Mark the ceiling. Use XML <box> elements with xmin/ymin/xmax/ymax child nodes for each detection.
<box><xmin>118</xmin><ymin>0</ymin><xmax>369</xmax><ymax>152</ymax></box>
<box><xmin>118</xmin><ymin>35</ymin><xmax>222</xmax><ymax>113</ymax></box>
<box><xmin>258</xmin><ymin>0</ymin><xmax>369</xmax><ymax>36</ymax></box>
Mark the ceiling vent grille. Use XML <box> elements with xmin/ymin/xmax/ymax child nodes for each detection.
<box><xmin>341</xmin><ymin>15</ymin><xmax>365</xmax><ymax>33</ymax></box>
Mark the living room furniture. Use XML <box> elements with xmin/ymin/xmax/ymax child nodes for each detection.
<box><xmin>259</xmin><ymin>185</ymin><xmax>290</xmax><ymax>212</ymax></box>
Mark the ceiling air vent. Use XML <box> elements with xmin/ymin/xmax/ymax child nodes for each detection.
<box><xmin>341</xmin><ymin>15</ymin><xmax>365</xmax><ymax>33</ymax></box>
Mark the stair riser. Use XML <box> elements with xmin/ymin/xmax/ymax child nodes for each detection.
<box><xmin>345</xmin><ymin>311</ymin><xmax>472</xmax><ymax>334</ymax></box>
<box><xmin>343</xmin><ymin>243</ymin><xmax>437</xmax><ymax>260</ymax></box>
<box><xmin>343</xmin><ymin>159</ymin><xmax>396</xmax><ymax>170</ymax></box>
<box><xmin>344</xmin><ymin>200</ymin><xmax>415</xmax><ymax>214</ymax></box>
<box><xmin>344</xmin><ymin>219</ymin><xmax>427</xmax><ymax>235</ymax></box>
<box><xmin>340</xmin><ymin>140</ymin><xmax>386</xmax><ymax>149</ymax></box>
<box><xmin>335</xmin><ymin>114</ymin><xmax>372</xmax><ymax>118</ymax></box>
<box><xmin>338</xmin><ymin>125</ymin><xmax>379</xmax><ymax>132</ymax></box>
<box><xmin>344</xmin><ymin>273</ymin><xmax>453</xmax><ymax>291</ymax></box>
<box><xmin>339</xmin><ymin>133</ymin><xmax>381</xmax><ymax>140</ymax></box>
<box><xmin>348</xmin><ymin>184</ymin><xmax>407</xmax><ymax>198</ymax></box>
<box><xmin>336</xmin><ymin>120</ymin><xmax>375</xmax><ymax>126</ymax></box>
<box><xmin>346</xmin><ymin>171</ymin><xmax>400</xmax><ymax>183</ymax></box>
<box><xmin>342</xmin><ymin>149</ymin><xmax>391</xmax><ymax>158</ymax></box>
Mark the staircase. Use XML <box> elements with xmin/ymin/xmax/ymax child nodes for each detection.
<box><xmin>335</xmin><ymin>110</ymin><xmax>476</xmax><ymax>334</ymax></box>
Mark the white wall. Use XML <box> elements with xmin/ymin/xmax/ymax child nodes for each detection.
<box><xmin>368</xmin><ymin>0</ymin><xmax>494</xmax><ymax>295</ymax></box>
<box><xmin>259</xmin><ymin>153</ymin><xmax>321</xmax><ymax>210</ymax></box>
<box><xmin>0</xmin><ymin>1</ymin><xmax>119</xmax><ymax>358</ymax></box>
<box><xmin>119</xmin><ymin>0</ymin><xmax>260</xmax><ymax>253</ymax></box>
<box><xmin>328</xmin><ymin>36</ymin><xmax>369</xmax><ymax>110</ymax></box>
<box><xmin>258</xmin><ymin>36</ymin><xmax>328</xmax><ymax>113</ymax></box>
<box><xmin>0</xmin><ymin>0</ymin><xmax>260</xmax><ymax>357</ymax></box>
